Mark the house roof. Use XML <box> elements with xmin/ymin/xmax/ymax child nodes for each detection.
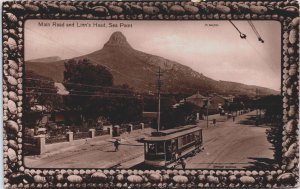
<box><xmin>186</xmin><ymin>93</ymin><xmax>207</xmax><ymax>100</ymax></box>
<box><xmin>31</xmin><ymin>105</ymin><xmax>49</xmax><ymax>112</ymax></box>
<box><xmin>54</xmin><ymin>82</ymin><xmax>69</xmax><ymax>96</ymax></box>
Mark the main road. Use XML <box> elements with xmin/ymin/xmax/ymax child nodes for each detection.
<box><xmin>24</xmin><ymin>111</ymin><xmax>273</xmax><ymax>169</ymax></box>
<box><xmin>186</xmin><ymin>111</ymin><xmax>274</xmax><ymax>169</ymax></box>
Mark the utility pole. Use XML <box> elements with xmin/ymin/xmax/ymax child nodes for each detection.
<box><xmin>156</xmin><ymin>67</ymin><xmax>163</xmax><ymax>132</ymax></box>
<box><xmin>205</xmin><ymin>92</ymin><xmax>209</xmax><ymax>129</ymax></box>
<box><xmin>206</xmin><ymin>101</ymin><xmax>209</xmax><ymax>129</ymax></box>
<box><xmin>256</xmin><ymin>88</ymin><xmax>259</xmax><ymax>117</ymax></box>
<box><xmin>255</xmin><ymin>88</ymin><xmax>259</xmax><ymax>125</ymax></box>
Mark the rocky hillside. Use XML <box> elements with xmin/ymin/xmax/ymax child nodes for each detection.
<box><xmin>26</xmin><ymin>31</ymin><xmax>279</xmax><ymax>97</ymax></box>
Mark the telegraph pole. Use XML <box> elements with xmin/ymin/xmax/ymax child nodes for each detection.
<box><xmin>206</xmin><ymin>101</ymin><xmax>209</xmax><ymax>128</ymax></box>
<box><xmin>206</xmin><ymin>93</ymin><xmax>209</xmax><ymax>128</ymax></box>
<box><xmin>205</xmin><ymin>92</ymin><xmax>209</xmax><ymax>129</ymax></box>
<box><xmin>156</xmin><ymin>67</ymin><xmax>163</xmax><ymax>132</ymax></box>
<box><xmin>256</xmin><ymin>88</ymin><xmax>259</xmax><ymax>117</ymax></box>
<box><xmin>255</xmin><ymin>88</ymin><xmax>259</xmax><ymax>125</ymax></box>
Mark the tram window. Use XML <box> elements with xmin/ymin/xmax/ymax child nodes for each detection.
<box><xmin>182</xmin><ymin>136</ymin><xmax>187</xmax><ymax>145</ymax></box>
<box><xmin>172</xmin><ymin>140</ymin><xmax>177</xmax><ymax>151</ymax></box>
<box><xmin>147</xmin><ymin>142</ymin><xmax>165</xmax><ymax>154</ymax></box>
<box><xmin>148</xmin><ymin>143</ymin><xmax>156</xmax><ymax>153</ymax></box>
<box><xmin>157</xmin><ymin>143</ymin><xmax>164</xmax><ymax>153</ymax></box>
<box><xmin>187</xmin><ymin>134</ymin><xmax>191</xmax><ymax>143</ymax></box>
<box><xmin>166</xmin><ymin>141</ymin><xmax>172</xmax><ymax>153</ymax></box>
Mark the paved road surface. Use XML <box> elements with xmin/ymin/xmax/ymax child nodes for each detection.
<box><xmin>187</xmin><ymin>111</ymin><xmax>274</xmax><ymax>169</ymax></box>
<box><xmin>24</xmin><ymin>128</ymin><xmax>153</xmax><ymax>168</ymax></box>
<box><xmin>25</xmin><ymin>111</ymin><xmax>273</xmax><ymax>169</ymax></box>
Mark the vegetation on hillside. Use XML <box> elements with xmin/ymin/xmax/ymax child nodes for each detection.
<box><xmin>24</xmin><ymin>71</ymin><xmax>63</xmax><ymax>128</ymax></box>
<box><xmin>63</xmin><ymin>58</ymin><xmax>143</xmax><ymax>124</ymax></box>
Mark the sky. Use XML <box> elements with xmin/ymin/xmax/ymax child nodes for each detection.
<box><xmin>25</xmin><ymin>20</ymin><xmax>281</xmax><ymax>91</ymax></box>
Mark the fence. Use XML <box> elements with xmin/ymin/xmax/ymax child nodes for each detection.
<box><xmin>119</xmin><ymin>122</ymin><xmax>147</xmax><ymax>131</ymax></box>
<box><xmin>23</xmin><ymin>122</ymin><xmax>148</xmax><ymax>155</ymax></box>
<box><xmin>119</xmin><ymin>126</ymin><xmax>129</xmax><ymax>134</ymax></box>
<box><xmin>23</xmin><ymin>136</ymin><xmax>39</xmax><ymax>155</ymax></box>
<box><xmin>95</xmin><ymin>130</ymin><xmax>109</xmax><ymax>136</ymax></box>
<box><xmin>73</xmin><ymin>132</ymin><xmax>90</xmax><ymax>140</ymax></box>
<box><xmin>144</xmin><ymin>123</ymin><xmax>151</xmax><ymax>128</ymax></box>
<box><xmin>46</xmin><ymin>135</ymin><xmax>68</xmax><ymax>144</ymax></box>
<box><xmin>23</xmin><ymin>136</ymin><xmax>38</xmax><ymax>145</ymax></box>
<box><xmin>133</xmin><ymin>124</ymin><xmax>142</xmax><ymax>130</ymax></box>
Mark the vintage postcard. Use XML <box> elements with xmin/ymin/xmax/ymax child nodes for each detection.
<box><xmin>2</xmin><ymin>0</ymin><xmax>299</xmax><ymax>188</ymax></box>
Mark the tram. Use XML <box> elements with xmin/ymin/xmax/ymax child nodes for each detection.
<box><xmin>142</xmin><ymin>125</ymin><xmax>203</xmax><ymax>167</ymax></box>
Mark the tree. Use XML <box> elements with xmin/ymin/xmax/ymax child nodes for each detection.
<box><xmin>151</xmin><ymin>102</ymin><xmax>202</xmax><ymax>130</ymax></box>
<box><xmin>257</xmin><ymin>95</ymin><xmax>282</xmax><ymax>123</ymax></box>
<box><xmin>89</xmin><ymin>96</ymin><xmax>143</xmax><ymax>125</ymax></box>
<box><xmin>143</xmin><ymin>94</ymin><xmax>177</xmax><ymax>112</ymax></box>
<box><xmin>24</xmin><ymin>70</ymin><xmax>63</xmax><ymax>128</ymax></box>
<box><xmin>64</xmin><ymin>58</ymin><xmax>113</xmax><ymax>87</ymax></box>
<box><xmin>63</xmin><ymin>59</ymin><xmax>143</xmax><ymax>124</ymax></box>
<box><xmin>63</xmin><ymin>58</ymin><xmax>113</xmax><ymax>109</ymax></box>
<box><xmin>257</xmin><ymin>95</ymin><xmax>282</xmax><ymax>163</ymax></box>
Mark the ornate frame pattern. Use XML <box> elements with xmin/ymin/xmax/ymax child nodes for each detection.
<box><xmin>2</xmin><ymin>0</ymin><xmax>299</xmax><ymax>188</ymax></box>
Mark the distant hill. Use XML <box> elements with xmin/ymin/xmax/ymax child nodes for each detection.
<box><xmin>26</xmin><ymin>31</ymin><xmax>279</xmax><ymax>98</ymax></box>
<box><xmin>27</xmin><ymin>56</ymin><xmax>61</xmax><ymax>63</ymax></box>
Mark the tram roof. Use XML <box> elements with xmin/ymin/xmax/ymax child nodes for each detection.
<box><xmin>143</xmin><ymin>126</ymin><xmax>201</xmax><ymax>142</ymax></box>
<box><xmin>152</xmin><ymin>125</ymin><xmax>197</xmax><ymax>136</ymax></box>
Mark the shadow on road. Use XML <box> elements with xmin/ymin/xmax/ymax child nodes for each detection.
<box><xmin>243</xmin><ymin>157</ymin><xmax>277</xmax><ymax>170</ymax></box>
<box><xmin>131</xmin><ymin>162</ymin><xmax>162</xmax><ymax>170</ymax></box>
<box><xmin>237</xmin><ymin>115</ymin><xmax>272</xmax><ymax>128</ymax></box>
<box><xmin>237</xmin><ymin>115</ymin><xmax>257</xmax><ymax>125</ymax></box>
<box><xmin>238</xmin><ymin>114</ymin><xmax>281</xmax><ymax>170</ymax></box>
<box><xmin>105</xmin><ymin>150</ymin><xmax>117</xmax><ymax>152</ymax></box>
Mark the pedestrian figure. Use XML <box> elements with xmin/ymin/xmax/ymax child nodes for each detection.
<box><xmin>114</xmin><ymin>139</ymin><xmax>120</xmax><ymax>152</ymax></box>
<box><xmin>233</xmin><ymin>116</ymin><xmax>235</xmax><ymax>122</ymax></box>
<box><xmin>128</xmin><ymin>126</ymin><xmax>131</xmax><ymax>135</ymax></box>
<box><xmin>213</xmin><ymin>119</ymin><xmax>216</xmax><ymax>126</ymax></box>
<box><xmin>180</xmin><ymin>158</ymin><xmax>187</xmax><ymax>170</ymax></box>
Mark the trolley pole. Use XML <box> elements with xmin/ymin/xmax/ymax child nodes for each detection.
<box><xmin>156</xmin><ymin>67</ymin><xmax>163</xmax><ymax>132</ymax></box>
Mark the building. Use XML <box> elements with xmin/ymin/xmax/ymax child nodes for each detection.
<box><xmin>223</xmin><ymin>95</ymin><xmax>235</xmax><ymax>103</ymax></box>
<box><xmin>185</xmin><ymin>92</ymin><xmax>208</xmax><ymax>108</ymax></box>
<box><xmin>209</xmin><ymin>94</ymin><xmax>231</xmax><ymax>111</ymax></box>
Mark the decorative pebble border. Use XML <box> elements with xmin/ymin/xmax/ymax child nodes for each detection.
<box><xmin>2</xmin><ymin>0</ymin><xmax>299</xmax><ymax>188</ymax></box>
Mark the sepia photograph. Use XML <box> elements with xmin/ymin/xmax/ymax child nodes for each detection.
<box><xmin>2</xmin><ymin>1</ymin><xmax>299</xmax><ymax>188</ymax></box>
<box><xmin>22</xmin><ymin>20</ymin><xmax>282</xmax><ymax>169</ymax></box>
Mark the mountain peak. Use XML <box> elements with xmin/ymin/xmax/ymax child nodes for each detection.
<box><xmin>104</xmin><ymin>31</ymin><xmax>132</xmax><ymax>48</ymax></box>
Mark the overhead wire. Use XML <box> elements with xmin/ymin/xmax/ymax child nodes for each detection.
<box><xmin>228</xmin><ymin>20</ymin><xmax>247</xmax><ymax>39</ymax></box>
<box><xmin>248</xmin><ymin>21</ymin><xmax>264</xmax><ymax>43</ymax></box>
<box><xmin>244</xmin><ymin>38</ymin><xmax>271</xmax><ymax>65</ymax></box>
<box><xmin>25</xmin><ymin>91</ymin><xmax>170</xmax><ymax>99</ymax></box>
<box><xmin>25</xmin><ymin>76</ymin><xmax>216</xmax><ymax>98</ymax></box>
<box><xmin>26</xmin><ymin>86</ymin><xmax>133</xmax><ymax>95</ymax></box>
<box><xmin>25</xmin><ymin>77</ymin><xmax>136</xmax><ymax>92</ymax></box>
<box><xmin>25</xmin><ymin>22</ymin><xmax>266</xmax><ymax>99</ymax></box>
<box><xmin>26</xmin><ymin>91</ymin><xmax>138</xmax><ymax>98</ymax></box>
